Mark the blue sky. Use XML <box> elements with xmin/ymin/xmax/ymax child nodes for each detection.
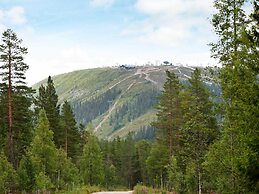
<box><xmin>0</xmin><ymin>0</ymin><xmax>218</xmax><ymax>85</ymax></box>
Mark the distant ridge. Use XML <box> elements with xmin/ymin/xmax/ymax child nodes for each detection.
<box><xmin>33</xmin><ymin>64</ymin><xmax>219</xmax><ymax>140</ymax></box>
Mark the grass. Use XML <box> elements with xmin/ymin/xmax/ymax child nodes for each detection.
<box><xmin>55</xmin><ymin>185</ymin><xmax>102</xmax><ymax>194</ymax></box>
<box><xmin>134</xmin><ymin>184</ymin><xmax>173</xmax><ymax>194</ymax></box>
<box><xmin>32</xmin><ymin>65</ymin><xmax>197</xmax><ymax>139</ymax></box>
<box><xmin>56</xmin><ymin>185</ymin><xmax>129</xmax><ymax>194</ymax></box>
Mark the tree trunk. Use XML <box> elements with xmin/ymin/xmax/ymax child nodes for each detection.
<box><xmin>170</xmin><ymin>127</ymin><xmax>172</xmax><ymax>156</ymax></box>
<box><xmin>160</xmin><ymin>171</ymin><xmax>163</xmax><ymax>191</ymax></box>
<box><xmin>65</xmin><ymin>127</ymin><xmax>68</xmax><ymax>156</ymax></box>
<box><xmin>7</xmin><ymin>45</ymin><xmax>14</xmax><ymax>165</ymax></box>
<box><xmin>198</xmin><ymin>171</ymin><xmax>202</xmax><ymax>194</ymax></box>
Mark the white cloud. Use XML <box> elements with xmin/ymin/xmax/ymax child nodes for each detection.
<box><xmin>25</xmin><ymin>42</ymin><xmax>120</xmax><ymax>85</ymax></box>
<box><xmin>0</xmin><ymin>6</ymin><xmax>27</xmax><ymax>27</ymax></box>
<box><xmin>90</xmin><ymin>0</ymin><xmax>115</xmax><ymax>7</ymax></box>
<box><xmin>135</xmin><ymin>0</ymin><xmax>213</xmax><ymax>16</ymax></box>
<box><xmin>123</xmin><ymin>0</ymin><xmax>214</xmax><ymax>47</ymax></box>
<box><xmin>5</xmin><ymin>6</ymin><xmax>27</xmax><ymax>25</ymax></box>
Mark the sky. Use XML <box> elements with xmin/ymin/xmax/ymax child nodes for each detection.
<box><xmin>0</xmin><ymin>0</ymin><xmax>219</xmax><ymax>85</ymax></box>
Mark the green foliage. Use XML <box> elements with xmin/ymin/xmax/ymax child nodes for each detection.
<box><xmin>57</xmin><ymin>185</ymin><xmax>102</xmax><ymax>194</ymax></box>
<box><xmin>180</xmin><ymin>68</ymin><xmax>218</xmax><ymax>193</ymax></box>
<box><xmin>29</xmin><ymin>110</ymin><xmax>58</xmax><ymax>177</ymax></box>
<box><xmin>0</xmin><ymin>29</ymin><xmax>29</xmax><ymax>88</ymax></box>
<box><xmin>146</xmin><ymin>143</ymin><xmax>169</xmax><ymax>188</ymax></box>
<box><xmin>18</xmin><ymin>110</ymin><xmax>80</xmax><ymax>192</ymax></box>
<box><xmin>56</xmin><ymin>148</ymin><xmax>80</xmax><ymax>189</ymax></box>
<box><xmin>32</xmin><ymin>65</ymin><xmax>219</xmax><ymax>139</ymax></box>
<box><xmin>73</xmin><ymin>88</ymin><xmax>121</xmax><ymax>125</ymax></box>
<box><xmin>135</xmin><ymin>140</ymin><xmax>151</xmax><ymax>185</ymax></box>
<box><xmin>60</xmin><ymin>101</ymin><xmax>81</xmax><ymax>158</ymax></box>
<box><xmin>152</xmin><ymin>71</ymin><xmax>183</xmax><ymax>155</ymax></box>
<box><xmin>0</xmin><ymin>151</ymin><xmax>18</xmax><ymax>193</ymax></box>
<box><xmin>167</xmin><ymin>157</ymin><xmax>184</xmax><ymax>193</ymax></box>
<box><xmin>134</xmin><ymin>184</ymin><xmax>168</xmax><ymax>194</ymax></box>
<box><xmin>36</xmin><ymin>76</ymin><xmax>62</xmax><ymax>147</ymax></box>
<box><xmin>80</xmin><ymin>134</ymin><xmax>104</xmax><ymax>185</ymax></box>
<box><xmin>35</xmin><ymin>171</ymin><xmax>53</xmax><ymax>191</ymax></box>
<box><xmin>210</xmin><ymin>0</ymin><xmax>246</xmax><ymax>63</ymax></box>
<box><xmin>0</xmin><ymin>28</ymin><xmax>34</xmax><ymax>167</ymax></box>
<box><xmin>104</xmin><ymin>164</ymin><xmax>117</xmax><ymax>189</ymax></box>
<box><xmin>110</xmin><ymin>88</ymin><xmax>159</xmax><ymax>132</ymax></box>
<box><xmin>17</xmin><ymin>155</ymin><xmax>35</xmax><ymax>192</ymax></box>
<box><xmin>205</xmin><ymin>0</ymin><xmax>259</xmax><ymax>193</ymax></box>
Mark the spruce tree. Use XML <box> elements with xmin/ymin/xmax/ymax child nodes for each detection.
<box><xmin>181</xmin><ymin>68</ymin><xmax>218</xmax><ymax>194</ymax></box>
<box><xmin>23</xmin><ymin>110</ymin><xmax>79</xmax><ymax>192</ymax></box>
<box><xmin>36</xmin><ymin>76</ymin><xmax>62</xmax><ymax>147</ymax></box>
<box><xmin>80</xmin><ymin>134</ymin><xmax>104</xmax><ymax>185</ymax></box>
<box><xmin>60</xmin><ymin>101</ymin><xmax>80</xmax><ymax>159</ymax></box>
<box><xmin>29</xmin><ymin>110</ymin><xmax>57</xmax><ymax>190</ymax></box>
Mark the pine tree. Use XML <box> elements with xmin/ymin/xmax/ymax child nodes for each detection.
<box><xmin>0</xmin><ymin>29</ymin><xmax>34</xmax><ymax>166</ymax></box>
<box><xmin>210</xmin><ymin>0</ymin><xmax>246</xmax><ymax>64</ymax></box>
<box><xmin>60</xmin><ymin>101</ymin><xmax>80</xmax><ymax>158</ymax></box>
<box><xmin>152</xmin><ymin>70</ymin><xmax>182</xmax><ymax>156</ymax></box>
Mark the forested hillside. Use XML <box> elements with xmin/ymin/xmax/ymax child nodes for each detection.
<box><xmin>33</xmin><ymin>65</ymin><xmax>220</xmax><ymax>140</ymax></box>
<box><xmin>0</xmin><ymin>0</ymin><xmax>257</xmax><ymax>193</ymax></box>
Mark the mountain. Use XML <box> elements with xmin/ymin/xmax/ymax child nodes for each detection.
<box><xmin>33</xmin><ymin>64</ymin><xmax>219</xmax><ymax>140</ymax></box>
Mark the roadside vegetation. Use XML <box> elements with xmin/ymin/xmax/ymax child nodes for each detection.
<box><xmin>0</xmin><ymin>0</ymin><xmax>258</xmax><ymax>193</ymax></box>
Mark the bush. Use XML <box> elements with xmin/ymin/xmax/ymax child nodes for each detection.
<box><xmin>56</xmin><ymin>185</ymin><xmax>102</xmax><ymax>194</ymax></box>
<box><xmin>134</xmin><ymin>184</ymin><xmax>171</xmax><ymax>194</ymax></box>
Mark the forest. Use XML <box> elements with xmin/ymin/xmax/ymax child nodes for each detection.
<box><xmin>0</xmin><ymin>0</ymin><xmax>258</xmax><ymax>193</ymax></box>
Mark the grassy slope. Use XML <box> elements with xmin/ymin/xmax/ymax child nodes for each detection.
<box><xmin>33</xmin><ymin>65</ymin><xmax>196</xmax><ymax>139</ymax></box>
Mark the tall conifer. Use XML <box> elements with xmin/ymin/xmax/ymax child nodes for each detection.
<box><xmin>60</xmin><ymin>101</ymin><xmax>80</xmax><ymax>158</ymax></box>
<box><xmin>181</xmin><ymin>68</ymin><xmax>218</xmax><ymax>194</ymax></box>
<box><xmin>0</xmin><ymin>29</ymin><xmax>34</xmax><ymax>166</ymax></box>
<box><xmin>152</xmin><ymin>70</ymin><xmax>182</xmax><ymax>156</ymax></box>
<box><xmin>205</xmin><ymin>1</ymin><xmax>258</xmax><ymax>192</ymax></box>
<box><xmin>36</xmin><ymin>76</ymin><xmax>62</xmax><ymax>147</ymax></box>
<box><xmin>80</xmin><ymin>134</ymin><xmax>104</xmax><ymax>185</ymax></box>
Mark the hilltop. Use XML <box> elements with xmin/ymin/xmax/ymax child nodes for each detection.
<box><xmin>33</xmin><ymin>64</ymin><xmax>218</xmax><ymax>139</ymax></box>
